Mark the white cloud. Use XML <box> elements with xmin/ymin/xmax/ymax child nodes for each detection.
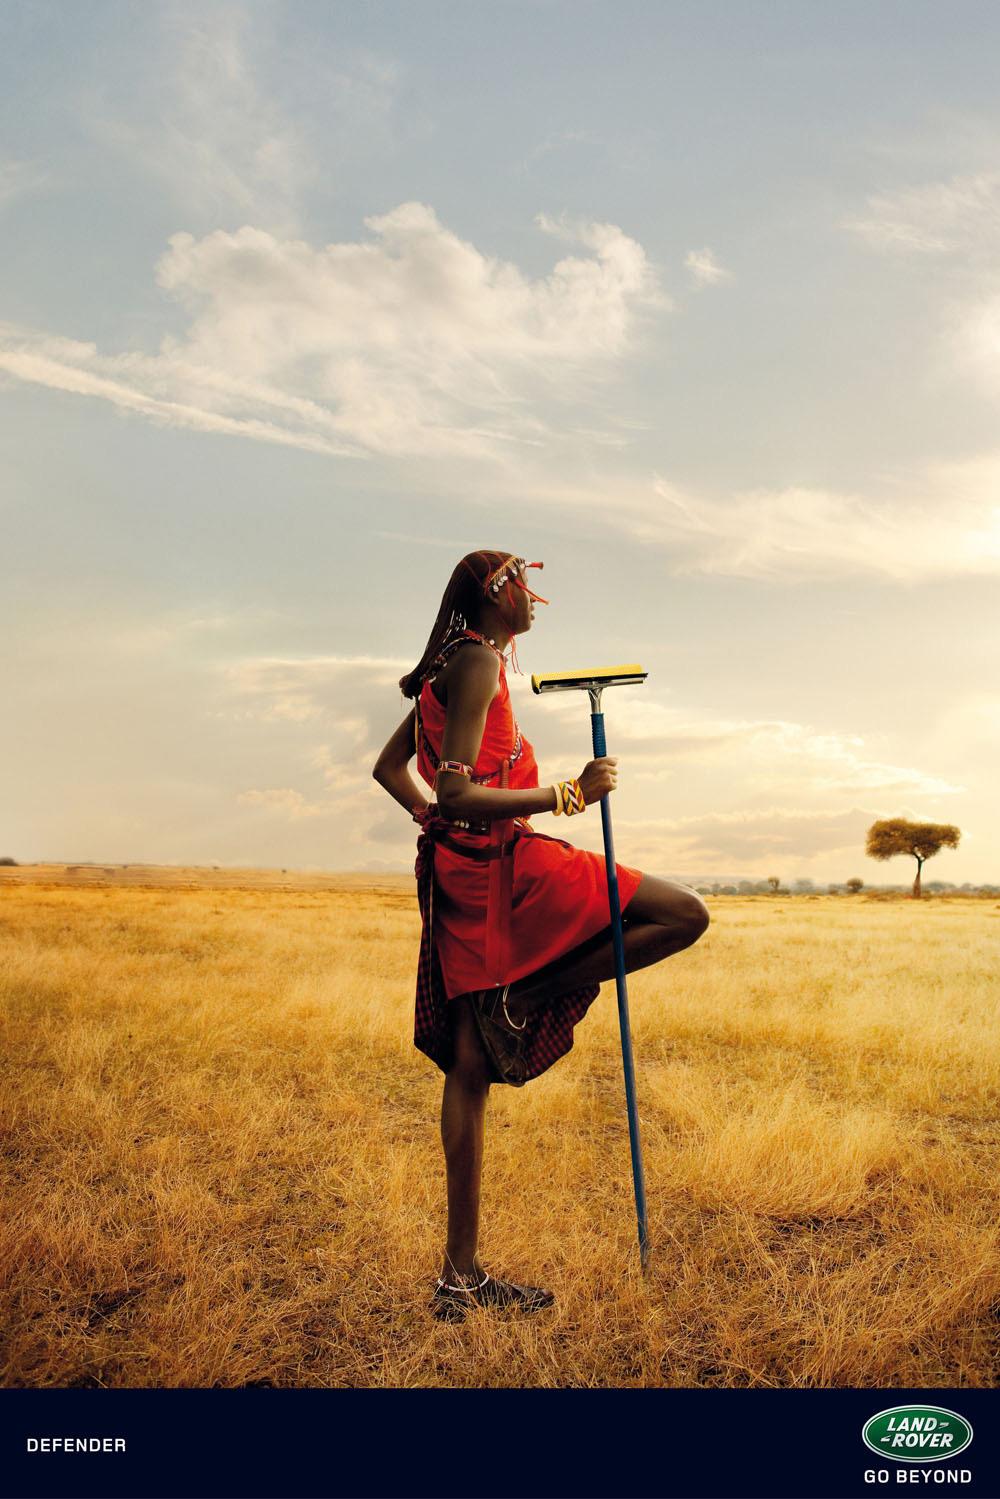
<box><xmin>627</xmin><ymin>464</ymin><xmax>1000</xmax><ymax>581</ymax></box>
<box><xmin>0</xmin><ymin>205</ymin><xmax>663</xmax><ymax>458</ymax></box>
<box><xmin>684</xmin><ymin>247</ymin><xmax>733</xmax><ymax>286</ymax></box>
<box><xmin>843</xmin><ymin>170</ymin><xmax>1000</xmax><ymax>256</ymax></box>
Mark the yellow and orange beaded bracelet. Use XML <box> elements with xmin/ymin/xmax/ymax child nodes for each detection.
<box><xmin>551</xmin><ymin>778</ymin><xmax>585</xmax><ymax>816</ymax></box>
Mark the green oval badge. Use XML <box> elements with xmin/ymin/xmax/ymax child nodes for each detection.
<box><xmin>863</xmin><ymin>1406</ymin><xmax>973</xmax><ymax>1463</ymax></box>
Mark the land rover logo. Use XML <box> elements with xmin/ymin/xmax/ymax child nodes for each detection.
<box><xmin>862</xmin><ymin>1406</ymin><xmax>973</xmax><ymax>1463</ymax></box>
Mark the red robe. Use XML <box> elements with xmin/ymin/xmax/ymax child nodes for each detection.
<box><xmin>411</xmin><ymin>632</ymin><xmax>643</xmax><ymax>1079</ymax></box>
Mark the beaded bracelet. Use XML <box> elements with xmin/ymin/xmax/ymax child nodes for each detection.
<box><xmin>563</xmin><ymin>778</ymin><xmax>586</xmax><ymax>815</ymax></box>
<box><xmin>553</xmin><ymin>778</ymin><xmax>586</xmax><ymax>816</ymax></box>
<box><xmin>436</xmin><ymin>760</ymin><xmax>474</xmax><ymax>777</ymax></box>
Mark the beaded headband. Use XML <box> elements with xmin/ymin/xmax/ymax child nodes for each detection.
<box><xmin>460</xmin><ymin>554</ymin><xmax>550</xmax><ymax>607</ymax></box>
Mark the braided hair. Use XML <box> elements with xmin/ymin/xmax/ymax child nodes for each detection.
<box><xmin>398</xmin><ymin>549</ymin><xmax>517</xmax><ymax>699</ymax></box>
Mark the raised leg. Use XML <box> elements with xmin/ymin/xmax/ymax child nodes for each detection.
<box><xmin>506</xmin><ymin>873</ymin><xmax>709</xmax><ymax>1019</ymax></box>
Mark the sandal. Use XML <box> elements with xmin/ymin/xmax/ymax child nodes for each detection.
<box><xmin>467</xmin><ymin>983</ymin><xmax>528</xmax><ymax>1087</ymax></box>
<box><xmin>431</xmin><ymin>1269</ymin><xmax>555</xmax><ymax>1323</ymax></box>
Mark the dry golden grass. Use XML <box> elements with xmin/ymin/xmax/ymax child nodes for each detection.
<box><xmin>2</xmin><ymin>865</ymin><xmax>999</xmax><ymax>1389</ymax></box>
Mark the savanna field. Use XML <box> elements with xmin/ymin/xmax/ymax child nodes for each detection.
<box><xmin>2</xmin><ymin>865</ymin><xmax>999</xmax><ymax>1389</ymax></box>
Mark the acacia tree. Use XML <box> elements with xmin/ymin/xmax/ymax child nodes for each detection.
<box><xmin>846</xmin><ymin>877</ymin><xmax>864</xmax><ymax>894</ymax></box>
<box><xmin>767</xmin><ymin>875</ymin><xmax>780</xmax><ymax>893</ymax></box>
<box><xmin>865</xmin><ymin>818</ymin><xmax>961</xmax><ymax>898</ymax></box>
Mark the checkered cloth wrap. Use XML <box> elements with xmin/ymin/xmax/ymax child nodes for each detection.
<box><xmin>412</xmin><ymin>807</ymin><xmax>601</xmax><ymax>1081</ymax></box>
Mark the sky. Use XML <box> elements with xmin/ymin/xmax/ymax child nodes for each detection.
<box><xmin>2</xmin><ymin>0</ymin><xmax>998</xmax><ymax>883</ymax></box>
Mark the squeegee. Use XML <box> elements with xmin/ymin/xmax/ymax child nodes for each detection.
<box><xmin>532</xmin><ymin>663</ymin><xmax>650</xmax><ymax>1269</ymax></box>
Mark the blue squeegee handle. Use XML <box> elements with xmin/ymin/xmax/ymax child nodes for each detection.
<box><xmin>591</xmin><ymin>708</ymin><xmax>650</xmax><ymax>1267</ymax></box>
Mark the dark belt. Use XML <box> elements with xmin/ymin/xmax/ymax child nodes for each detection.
<box><xmin>438</xmin><ymin>814</ymin><xmax>491</xmax><ymax>836</ymax></box>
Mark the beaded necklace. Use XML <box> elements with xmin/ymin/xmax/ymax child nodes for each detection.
<box><xmin>421</xmin><ymin>625</ymin><xmax>510</xmax><ymax>684</ymax></box>
<box><xmin>460</xmin><ymin>626</ymin><xmax>511</xmax><ymax>669</ymax></box>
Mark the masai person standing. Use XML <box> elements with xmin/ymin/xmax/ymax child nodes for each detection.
<box><xmin>373</xmin><ymin>549</ymin><xmax>709</xmax><ymax>1320</ymax></box>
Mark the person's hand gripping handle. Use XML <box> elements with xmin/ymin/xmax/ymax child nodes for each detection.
<box><xmin>577</xmin><ymin>756</ymin><xmax>618</xmax><ymax>804</ymax></box>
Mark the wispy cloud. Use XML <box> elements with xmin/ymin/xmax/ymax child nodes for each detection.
<box><xmin>0</xmin><ymin>206</ymin><xmax>663</xmax><ymax>458</ymax></box>
<box><xmin>631</xmin><ymin>464</ymin><xmax>1000</xmax><ymax>581</ymax></box>
<box><xmin>59</xmin><ymin>0</ymin><xmax>407</xmax><ymax>242</ymax></box>
<box><xmin>684</xmin><ymin>247</ymin><xmax>733</xmax><ymax>286</ymax></box>
<box><xmin>79</xmin><ymin>1</ymin><xmax>352</xmax><ymax>236</ymax></box>
<box><xmin>843</xmin><ymin>169</ymin><xmax>1000</xmax><ymax>256</ymax></box>
<box><xmin>521</xmin><ymin>129</ymin><xmax>605</xmax><ymax>171</ymax></box>
<box><xmin>0</xmin><ymin>329</ymin><xmax>355</xmax><ymax>455</ymax></box>
<box><xmin>228</xmin><ymin>653</ymin><xmax>412</xmax><ymax>840</ymax></box>
<box><xmin>540</xmin><ymin>687</ymin><xmax>961</xmax><ymax>798</ymax></box>
<box><xmin>512</xmin><ymin>457</ymin><xmax>1000</xmax><ymax>582</ymax></box>
<box><xmin>225</xmin><ymin>653</ymin><xmax>410</xmax><ymax>725</ymax></box>
<box><xmin>843</xmin><ymin>166</ymin><xmax>1000</xmax><ymax>415</ymax></box>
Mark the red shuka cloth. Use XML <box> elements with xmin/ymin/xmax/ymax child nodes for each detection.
<box><xmin>412</xmin><ymin>633</ymin><xmax>643</xmax><ymax>1080</ymax></box>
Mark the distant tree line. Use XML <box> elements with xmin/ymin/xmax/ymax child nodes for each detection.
<box><xmin>693</xmin><ymin>880</ymin><xmax>997</xmax><ymax>897</ymax></box>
